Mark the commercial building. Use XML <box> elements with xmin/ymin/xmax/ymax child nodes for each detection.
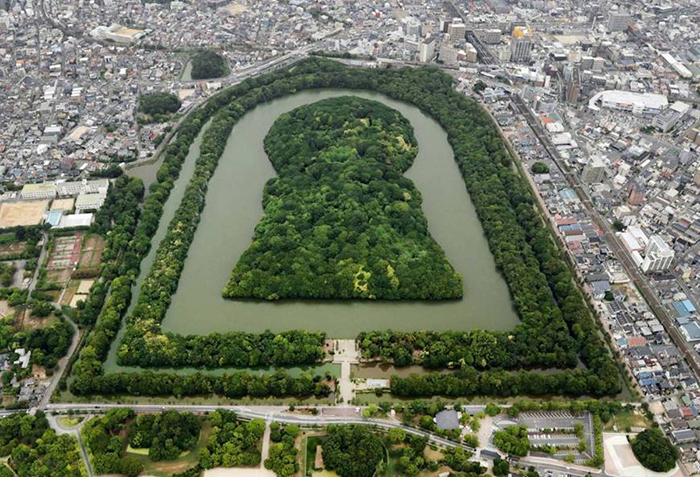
<box><xmin>419</xmin><ymin>37</ymin><xmax>435</xmax><ymax>63</ymax></box>
<box><xmin>404</xmin><ymin>17</ymin><xmax>421</xmax><ymax>38</ymax></box>
<box><xmin>607</xmin><ymin>12</ymin><xmax>631</xmax><ymax>32</ymax></box>
<box><xmin>510</xmin><ymin>26</ymin><xmax>532</xmax><ymax>63</ymax></box>
<box><xmin>661</xmin><ymin>53</ymin><xmax>692</xmax><ymax>79</ymax></box>
<box><xmin>447</xmin><ymin>20</ymin><xmax>466</xmax><ymax>40</ymax></box>
<box><xmin>90</xmin><ymin>24</ymin><xmax>146</xmax><ymax>44</ymax></box>
<box><xmin>474</xmin><ymin>28</ymin><xmax>502</xmax><ymax>44</ymax></box>
<box><xmin>463</xmin><ymin>43</ymin><xmax>478</xmax><ymax>63</ymax></box>
<box><xmin>581</xmin><ymin>156</ymin><xmax>607</xmax><ymax>183</ymax></box>
<box><xmin>652</xmin><ymin>101</ymin><xmax>691</xmax><ymax>133</ymax></box>
<box><xmin>439</xmin><ymin>44</ymin><xmax>459</xmax><ymax>66</ymax></box>
<box><xmin>588</xmin><ymin>90</ymin><xmax>668</xmax><ymax>116</ymax></box>
<box><xmin>641</xmin><ymin>235</ymin><xmax>675</xmax><ymax>273</ymax></box>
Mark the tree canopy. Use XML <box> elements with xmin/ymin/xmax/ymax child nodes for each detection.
<box><xmin>138</xmin><ymin>92</ymin><xmax>182</xmax><ymax>116</ymax></box>
<box><xmin>322</xmin><ymin>425</ymin><xmax>384</xmax><ymax>477</ymax></box>
<box><xmin>631</xmin><ymin>428</ymin><xmax>678</xmax><ymax>472</ymax></box>
<box><xmin>223</xmin><ymin>96</ymin><xmax>462</xmax><ymax>300</ymax></box>
<box><xmin>190</xmin><ymin>50</ymin><xmax>228</xmax><ymax>80</ymax></box>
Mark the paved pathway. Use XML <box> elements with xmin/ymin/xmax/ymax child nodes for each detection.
<box><xmin>332</xmin><ymin>339</ymin><xmax>358</xmax><ymax>404</ymax></box>
<box><xmin>260</xmin><ymin>420</ymin><xmax>271</xmax><ymax>468</ymax></box>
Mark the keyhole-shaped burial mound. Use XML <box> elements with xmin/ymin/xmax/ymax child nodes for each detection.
<box><xmin>222</xmin><ymin>96</ymin><xmax>463</xmax><ymax>301</ymax></box>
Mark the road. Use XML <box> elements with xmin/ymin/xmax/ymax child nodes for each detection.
<box><xmin>48</xmin><ymin>414</ymin><xmax>95</xmax><ymax>477</ymax></box>
<box><xmin>26</xmin><ymin>232</ymin><xmax>48</xmax><ymax>296</ymax></box>
<box><xmin>510</xmin><ymin>94</ymin><xmax>700</xmax><ymax>382</ymax></box>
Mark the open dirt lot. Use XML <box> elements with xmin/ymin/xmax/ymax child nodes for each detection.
<box><xmin>51</xmin><ymin>198</ymin><xmax>74</xmax><ymax>211</ymax></box>
<box><xmin>78</xmin><ymin>235</ymin><xmax>104</xmax><ymax>268</ymax></box>
<box><xmin>0</xmin><ymin>200</ymin><xmax>49</xmax><ymax>227</ymax></box>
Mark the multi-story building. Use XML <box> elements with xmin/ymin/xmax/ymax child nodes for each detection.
<box><xmin>75</xmin><ymin>191</ymin><xmax>107</xmax><ymax>213</ymax></box>
<box><xmin>419</xmin><ymin>37</ymin><xmax>435</xmax><ymax>63</ymax></box>
<box><xmin>463</xmin><ymin>43</ymin><xmax>478</xmax><ymax>63</ymax></box>
<box><xmin>404</xmin><ymin>17</ymin><xmax>421</xmax><ymax>38</ymax></box>
<box><xmin>439</xmin><ymin>45</ymin><xmax>459</xmax><ymax>66</ymax></box>
<box><xmin>641</xmin><ymin>235</ymin><xmax>675</xmax><ymax>273</ymax></box>
<box><xmin>474</xmin><ymin>28</ymin><xmax>501</xmax><ymax>44</ymax></box>
<box><xmin>581</xmin><ymin>157</ymin><xmax>607</xmax><ymax>183</ymax></box>
<box><xmin>20</xmin><ymin>183</ymin><xmax>57</xmax><ymax>200</ymax></box>
<box><xmin>652</xmin><ymin>101</ymin><xmax>691</xmax><ymax>133</ymax></box>
<box><xmin>509</xmin><ymin>27</ymin><xmax>532</xmax><ymax>63</ymax></box>
<box><xmin>607</xmin><ymin>12</ymin><xmax>631</xmax><ymax>32</ymax></box>
<box><xmin>447</xmin><ymin>21</ymin><xmax>466</xmax><ymax>40</ymax></box>
<box><xmin>627</xmin><ymin>180</ymin><xmax>646</xmax><ymax>206</ymax></box>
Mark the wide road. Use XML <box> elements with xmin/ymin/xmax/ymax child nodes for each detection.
<box><xmin>47</xmin><ymin>403</ymin><xmax>481</xmax><ymax>452</ymax></box>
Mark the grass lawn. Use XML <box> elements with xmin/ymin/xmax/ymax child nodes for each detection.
<box><xmin>57</xmin><ymin>416</ymin><xmax>83</xmax><ymax>428</ymax></box>
<box><xmin>603</xmin><ymin>409</ymin><xmax>651</xmax><ymax>432</ymax></box>
<box><xmin>124</xmin><ymin>421</ymin><xmax>211</xmax><ymax>477</ymax></box>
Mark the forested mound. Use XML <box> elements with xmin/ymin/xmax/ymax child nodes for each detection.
<box><xmin>222</xmin><ymin>96</ymin><xmax>463</xmax><ymax>300</ymax></box>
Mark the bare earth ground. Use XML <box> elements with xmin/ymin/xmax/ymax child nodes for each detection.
<box><xmin>78</xmin><ymin>235</ymin><xmax>104</xmax><ymax>268</ymax></box>
<box><xmin>0</xmin><ymin>300</ymin><xmax>12</xmax><ymax>318</ymax></box>
<box><xmin>0</xmin><ymin>241</ymin><xmax>26</xmax><ymax>258</ymax></box>
<box><xmin>0</xmin><ymin>200</ymin><xmax>49</xmax><ymax>227</ymax></box>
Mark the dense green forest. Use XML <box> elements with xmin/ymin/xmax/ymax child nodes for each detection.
<box><xmin>84</xmin><ymin>409</ymin><xmax>265</xmax><ymax>475</ymax></box>
<box><xmin>264</xmin><ymin>424</ymin><xmax>300</xmax><ymax>477</ymax></box>
<box><xmin>139</xmin><ymin>92</ymin><xmax>181</xmax><ymax>115</ymax></box>
<box><xmin>66</xmin><ymin>57</ymin><xmax>619</xmax><ymax>399</ymax></box>
<box><xmin>200</xmin><ymin>410</ymin><xmax>265</xmax><ymax>468</ymax></box>
<box><xmin>631</xmin><ymin>428</ymin><xmax>678</xmax><ymax>472</ymax></box>
<box><xmin>0</xmin><ymin>412</ymin><xmax>83</xmax><ymax>477</ymax></box>
<box><xmin>322</xmin><ymin>425</ymin><xmax>384</xmax><ymax>477</ymax></box>
<box><xmin>129</xmin><ymin>410</ymin><xmax>201</xmax><ymax>460</ymax></box>
<box><xmin>223</xmin><ymin>96</ymin><xmax>462</xmax><ymax>300</ymax></box>
<box><xmin>190</xmin><ymin>50</ymin><xmax>228</xmax><ymax>80</ymax></box>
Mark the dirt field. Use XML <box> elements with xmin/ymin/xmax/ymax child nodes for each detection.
<box><xmin>51</xmin><ymin>198</ymin><xmax>74</xmax><ymax>211</ymax></box>
<box><xmin>17</xmin><ymin>309</ymin><xmax>53</xmax><ymax>330</ymax></box>
<box><xmin>78</xmin><ymin>235</ymin><xmax>104</xmax><ymax>268</ymax></box>
<box><xmin>47</xmin><ymin>269</ymin><xmax>72</xmax><ymax>287</ymax></box>
<box><xmin>0</xmin><ymin>200</ymin><xmax>49</xmax><ymax>227</ymax></box>
<box><xmin>0</xmin><ymin>241</ymin><xmax>26</xmax><ymax>258</ymax></box>
<box><xmin>0</xmin><ymin>300</ymin><xmax>12</xmax><ymax>319</ymax></box>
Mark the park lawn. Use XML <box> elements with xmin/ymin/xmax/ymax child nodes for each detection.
<box><xmin>603</xmin><ymin>408</ymin><xmax>651</xmax><ymax>432</ymax></box>
<box><xmin>58</xmin><ymin>416</ymin><xmax>83</xmax><ymax>428</ymax></box>
<box><xmin>125</xmin><ymin>421</ymin><xmax>212</xmax><ymax>477</ymax></box>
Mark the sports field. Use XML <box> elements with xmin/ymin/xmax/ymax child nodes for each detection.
<box><xmin>0</xmin><ymin>200</ymin><xmax>49</xmax><ymax>227</ymax></box>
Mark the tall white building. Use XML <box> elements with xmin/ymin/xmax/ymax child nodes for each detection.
<box><xmin>419</xmin><ymin>37</ymin><xmax>435</xmax><ymax>63</ymax></box>
<box><xmin>581</xmin><ymin>157</ymin><xmax>607</xmax><ymax>183</ymax></box>
<box><xmin>404</xmin><ymin>17</ymin><xmax>422</xmax><ymax>38</ymax></box>
<box><xmin>509</xmin><ymin>27</ymin><xmax>532</xmax><ymax>63</ymax></box>
<box><xmin>641</xmin><ymin>235</ymin><xmax>674</xmax><ymax>273</ymax></box>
